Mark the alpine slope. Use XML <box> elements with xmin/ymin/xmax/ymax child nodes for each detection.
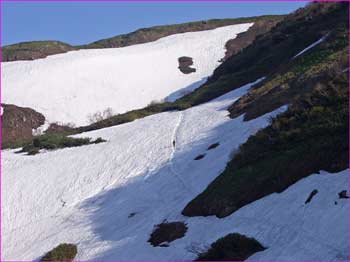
<box><xmin>3</xmin><ymin>76</ymin><xmax>348</xmax><ymax>260</ymax></box>
<box><xmin>1</xmin><ymin>24</ymin><xmax>252</xmax><ymax>126</ymax></box>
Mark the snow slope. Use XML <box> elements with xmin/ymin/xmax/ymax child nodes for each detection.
<box><xmin>3</xmin><ymin>79</ymin><xmax>348</xmax><ymax>261</ymax></box>
<box><xmin>1</xmin><ymin>23</ymin><xmax>252</xmax><ymax>126</ymax></box>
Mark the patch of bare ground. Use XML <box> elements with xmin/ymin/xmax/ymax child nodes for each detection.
<box><xmin>148</xmin><ymin>221</ymin><xmax>187</xmax><ymax>247</ymax></box>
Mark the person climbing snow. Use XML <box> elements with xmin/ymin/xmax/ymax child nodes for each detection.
<box><xmin>172</xmin><ymin>140</ymin><xmax>176</xmax><ymax>148</ymax></box>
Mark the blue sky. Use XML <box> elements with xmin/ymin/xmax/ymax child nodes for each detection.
<box><xmin>2</xmin><ymin>1</ymin><xmax>308</xmax><ymax>46</ymax></box>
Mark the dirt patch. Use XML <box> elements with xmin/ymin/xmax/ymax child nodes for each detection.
<box><xmin>178</xmin><ymin>56</ymin><xmax>196</xmax><ymax>74</ymax></box>
<box><xmin>148</xmin><ymin>221</ymin><xmax>187</xmax><ymax>247</ymax></box>
<box><xmin>2</xmin><ymin>104</ymin><xmax>45</xmax><ymax>147</ymax></box>
<box><xmin>305</xmin><ymin>189</ymin><xmax>318</xmax><ymax>204</ymax></box>
<box><xmin>196</xmin><ymin>233</ymin><xmax>266</xmax><ymax>261</ymax></box>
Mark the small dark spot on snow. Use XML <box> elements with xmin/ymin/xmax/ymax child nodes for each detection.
<box><xmin>338</xmin><ymin>190</ymin><xmax>349</xmax><ymax>199</ymax></box>
<box><xmin>128</xmin><ymin>212</ymin><xmax>136</xmax><ymax>218</ymax></box>
<box><xmin>305</xmin><ymin>189</ymin><xmax>318</xmax><ymax>204</ymax></box>
<box><xmin>194</xmin><ymin>154</ymin><xmax>206</xmax><ymax>160</ymax></box>
<box><xmin>207</xmin><ymin>142</ymin><xmax>220</xmax><ymax>150</ymax></box>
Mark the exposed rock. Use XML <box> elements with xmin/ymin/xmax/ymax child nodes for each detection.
<box><xmin>2</xmin><ymin>104</ymin><xmax>45</xmax><ymax>147</ymax></box>
<box><xmin>178</xmin><ymin>56</ymin><xmax>196</xmax><ymax>74</ymax></box>
<box><xmin>148</xmin><ymin>221</ymin><xmax>187</xmax><ymax>247</ymax></box>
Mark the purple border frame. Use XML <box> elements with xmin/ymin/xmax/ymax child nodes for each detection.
<box><xmin>0</xmin><ymin>0</ymin><xmax>349</xmax><ymax>261</ymax></box>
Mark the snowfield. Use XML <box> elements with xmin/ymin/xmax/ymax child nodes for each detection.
<box><xmin>1</xmin><ymin>23</ymin><xmax>253</xmax><ymax>126</ymax></box>
<box><xmin>3</xmin><ymin>79</ymin><xmax>348</xmax><ymax>261</ymax></box>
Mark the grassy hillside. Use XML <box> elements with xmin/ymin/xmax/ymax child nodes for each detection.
<box><xmin>2</xmin><ymin>41</ymin><xmax>75</xmax><ymax>62</ymax></box>
<box><xmin>182</xmin><ymin>2</ymin><xmax>349</xmax><ymax>218</ymax></box>
<box><xmin>82</xmin><ymin>16</ymin><xmax>282</xmax><ymax>49</ymax></box>
<box><xmin>2</xmin><ymin>16</ymin><xmax>281</xmax><ymax>62</ymax></box>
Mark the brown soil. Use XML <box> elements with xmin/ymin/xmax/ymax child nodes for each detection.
<box><xmin>2</xmin><ymin>104</ymin><xmax>45</xmax><ymax>146</ymax></box>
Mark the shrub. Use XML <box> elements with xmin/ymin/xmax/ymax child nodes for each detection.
<box><xmin>148</xmin><ymin>221</ymin><xmax>187</xmax><ymax>247</ymax></box>
<box><xmin>41</xmin><ymin>243</ymin><xmax>77</xmax><ymax>261</ymax></box>
<box><xmin>93</xmin><ymin>137</ymin><xmax>106</xmax><ymax>144</ymax></box>
<box><xmin>196</xmin><ymin>233</ymin><xmax>266</xmax><ymax>261</ymax></box>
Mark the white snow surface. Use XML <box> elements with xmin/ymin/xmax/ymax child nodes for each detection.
<box><xmin>293</xmin><ymin>34</ymin><xmax>328</xmax><ymax>59</ymax></box>
<box><xmin>3</xmin><ymin>79</ymin><xmax>348</xmax><ymax>261</ymax></box>
<box><xmin>2</xmin><ymin>23</ymin><xmax>253</xmax><ymax>126</ymax></box>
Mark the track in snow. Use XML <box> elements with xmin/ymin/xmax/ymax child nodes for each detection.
<box><xmin>168</xmin><ymin>111</ymin><xmax>192</xmax><ymax>194</ymax></box>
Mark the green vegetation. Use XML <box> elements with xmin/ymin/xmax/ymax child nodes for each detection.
<box><xmin>182</xmin><ymin>70</ymin><xmax>349</xmax><ymax>217</ymax></box>
<box><xmin>229</xmin><ymin>22</ymin><xmax>348</xmax><ymax>120</ymax></box>
<box><xmin>2</xmin><ymin>41</ymin><xmax>74</xmax><ymax>62</ymax></box>
<box><xmin>41</xmin><ymin>243</ymin><xmax>77</xmax><ymax>261</ymax></box>
<box><xmin>3</xmin><ymin>16</ymin><xmax>282</xmax><ymax>62</ymax></box>
<box><xmin>196</xmin><ymin>233</ymin><xmax>265</xmax><ymax>261</ymax></box>
<box><xmin>15</xmin><ymin>133</ymin><xmax>106</xmax><ymax>155</ymax></box>
<box><xmin>82</xmin><ymin>16</ymin><xmax>283</xmax><ymax>49</ymax></box>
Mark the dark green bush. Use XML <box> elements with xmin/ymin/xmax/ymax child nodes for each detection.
<box><xmin>197</xmin><ymin>233</ymin><xmax>266</xmax><ymax>261</ymax></box>
<box><xmin>16</xmin><ymin>134</ymin><xmax>106</xmax><ymax>155</ymax></box>
<box><xmin>41</xmin><ymin>243</ymin><xmax>77</xmax><ymax>261</ymax></box>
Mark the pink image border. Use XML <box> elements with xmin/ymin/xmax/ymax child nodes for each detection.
<box><xmin>0</xmin><ymin>0</ymin><xmax>349</xmax><ymax>261</ymax></box>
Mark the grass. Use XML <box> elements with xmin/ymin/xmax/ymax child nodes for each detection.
<box><xmin>41</xmin><ymin>243</ymin><xmax>77</xmax><ymax>261</ymax></box>
<box><xmin>82</xmin><ymin>16</ymin><xmax>283</xmax><ymax>49</ymax></box>
<box><xmin>182</xmin><ymin>69</ymin><xmax>349</xmax><ymax>218</ymax></box>
<box><xmin>3</xmin><ymin>41</ymin><xmax>74</xmax><ymax>61</ymax></box>
<box><xmin>15</xmin><ymin>133</ymin><xmax>106</xmax><ymax>155</ymax></box>
<box><xmin>196</xmin><ymin>233</ymin><xmax>265</xmax><ymax>261</ymax></box>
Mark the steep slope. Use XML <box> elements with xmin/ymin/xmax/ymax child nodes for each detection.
<box><xmin>182</xmin><ymin>2</ymin><xmax>349</xmax><ymax>219</ymax></box>
<box><xmin>4</xmin><ymin>79</ymin><xmax>347</xmax><ymax>260</ymax></box>
<box><xmin>2</xmin><ymin>24</ymin><xmax>252</xmax><ymax>126</ymax></box>
<box><xmin>174</xmin><ymin>2</ymin><xmax>347</xmax><ymax>108</ymax></box>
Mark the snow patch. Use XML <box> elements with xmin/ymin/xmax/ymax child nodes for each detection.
<box><xmin>2</xmin><ymin>24</ymin><xmax>253</xmax><ymax>126</ymax></box>
<box><xmin>293</xmin><ymin>34</ymin><xmax>328</xmax><ymax>59</ymax></box>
